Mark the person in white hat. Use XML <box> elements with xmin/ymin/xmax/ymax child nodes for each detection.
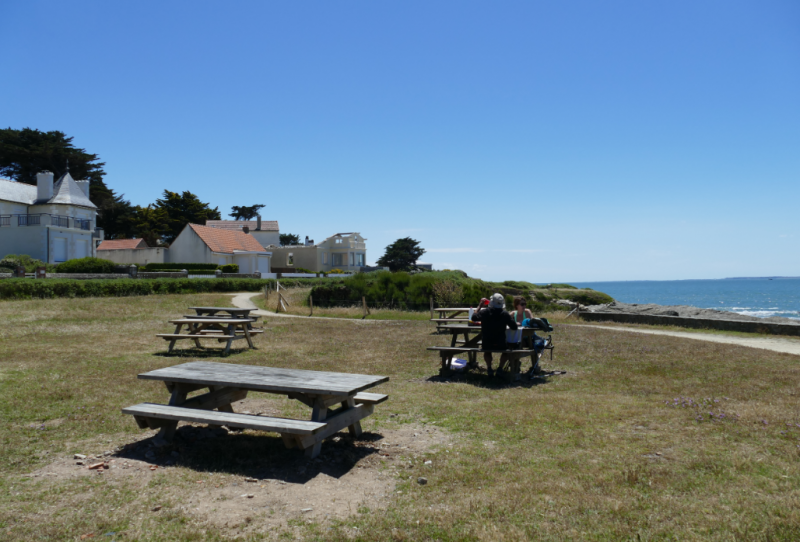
<box><xmin>469</xmin><ymin>293</ymin><xmax>518</xmax><ymax>377</ymax></box>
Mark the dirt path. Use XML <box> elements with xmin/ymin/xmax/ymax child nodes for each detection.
<box><xmin>228</xmin><ymin>292</ymin><xmax>376</xmax><ymax>322</ymax></box>
<box><xmin>567</xmin><ymin>324</ymin><xmax>800</xmax><ymax>356</ymax></box>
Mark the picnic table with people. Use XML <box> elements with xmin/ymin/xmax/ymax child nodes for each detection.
<box><xmin>428</xmin><ymin>294</ymin><xmax>555</xmax><ymax>380</ymax></box>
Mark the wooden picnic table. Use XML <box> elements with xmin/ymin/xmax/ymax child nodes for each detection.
<box><xmin>430</xmin><ymin>323</ymin><xmax>553</xmax><ymax>379</ymax></box>
<box><xmin>122</xmin><ymin>361</ymin><xmax>389</xmax><ymax>458</ymax></box>
<box><xmin>157</xmin><ymin>318</ymin><xmax>259</xmax><ymax>355</ymax></box>
<box><xmin>188</xmin><ymin>306</ymin><xmax>254</xmax><ymax>318</ymax></box>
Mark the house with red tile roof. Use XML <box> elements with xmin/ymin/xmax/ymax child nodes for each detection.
<box><xmin>96</xmin><ymin>237</ymin><xmax>166</xmax><ymax>266</ymax></box>
<box><xmin>205</xmin><ymin>217</ymin><xmax>279</xmax><ymax>247</ymax></box>
<box><xmin>168</xmin><ymin>223</ymin><xmax>272</xmax><ymax>274</ymax></box>
<box><xmin>97</xmin><ymin>238</ymin><xmax>149</xmax><ymax>250</ymax></box>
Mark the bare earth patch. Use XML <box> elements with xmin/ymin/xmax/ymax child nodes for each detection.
<box><xmin>24</xmin><ymin>420</ymin><xmax>452</xmax><ymax>536</ymax></box>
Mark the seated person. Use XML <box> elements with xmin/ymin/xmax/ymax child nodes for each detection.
<box><xmin>470</xmin><ymin>293</ymin><xmax>517</xmax><ymax>377</ymax></box>
<box><xmin>510</xmin><ymin>296</ymin><xmax>553</xmax><ymax>333</ymax></box>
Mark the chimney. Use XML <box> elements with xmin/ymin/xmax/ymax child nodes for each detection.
<box><xmin>75</xmin><ymin>180</ymin><xmax>90</xmax><ymax>197</ymax></box>
<box><xmin>256</xmin><ymin>215</ymin><xmax>262</xmax><ymax>231</ymax></box>
<box><xmin>37</xmin><ymin>171</ymin><xmax>54</xmax><ymax>201</ymax></box>
<box><xmin>243</xmin><ymin>226</ymin><xmax>250</xmax><ymax>234</ymax></box>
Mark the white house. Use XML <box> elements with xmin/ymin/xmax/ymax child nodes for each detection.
<box><xmin>205</xmin><ymin>217</ymin><xmax>279</xmax><ymax>248</ymax></box>
<box><xmin>0</xmin><ymin>171</ymin><xmax>101</xmax><ymax>263</ymax></box>
<box><xmin>168</xmin><ymin>223</ymin><xmax>272</xmax><ymax>274</ymax></box>
<box><xmin>268</xmin><ymin>232</ymin><xmax>367</xmax><ymax>273</ymax></box>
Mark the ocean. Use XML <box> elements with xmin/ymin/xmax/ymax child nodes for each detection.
<box><xmin>572</xmin><ymin>278</ymin><xmax>800</xmax><ymax>321</ymax></box>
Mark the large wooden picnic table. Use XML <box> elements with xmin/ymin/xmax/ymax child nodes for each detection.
<box><xmin>157</xmin><ymin>318</ymin><xmax>258</xmax><ymax>355</ymax></box>
<box><xmin>185</xmin><ymin>306</ymin><xmax>261</xmax><ymax>329</ymax></box>
<box><xmin>122</xmin><ymin>361</ymin><xmax>389</xmax><ymax>458</ymax></box>
<box><xmin>431</xmin><ymin>323</ymin><xmax>552</xmax><ymax>379</ymax></box>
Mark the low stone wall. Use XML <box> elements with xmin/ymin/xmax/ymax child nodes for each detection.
<box><xmin>578</xmin><ymin>311</ymin><xmax>800</xmax><ymax>337</ymax></box>
<box><xmin>138</xmin><ymin>272</ymin><xmax>188</xmax><ymax>279</ymax></box>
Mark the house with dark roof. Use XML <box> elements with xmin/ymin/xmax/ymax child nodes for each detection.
<box><xmin>205</xmin><ymin>217</ymin><xmax>279</xmax><ymax>248</ymax></box>
<box><xmin>168</xmin><ymin>223</ymin><xmax>272</xmax><ymax>274</ymax></box>
<box><xmin>0</xmin><ymin>171</ymin><xmax>102</xmax><ymax>263</ymax></box>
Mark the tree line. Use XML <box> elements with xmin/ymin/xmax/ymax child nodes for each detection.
<box><xmin>1</xmin><ymin>128</ymin><xmax>427</xmax><ymax>268</ymax></box>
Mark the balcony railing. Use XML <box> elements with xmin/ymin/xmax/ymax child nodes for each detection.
<box><xmin>18</xmin><ymin>215</ymin><xmax>41</xmax><ymax>226</ymax></box>
<box><xmin>0</xmin><ymin>216</ymin><xmax>10</xmax><ymax>227</ymax></box>
<box><xmin>52</xmin><ymin>215</ymin><xmax>70</xmax><ymax>227</ymax></box>
<box><xmin>75</xmin><ymin>219</ymin><xmax>91</xmax><ymax>230</ymax></box>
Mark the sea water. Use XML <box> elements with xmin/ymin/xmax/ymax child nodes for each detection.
<box><xmin>572</xmin><ymin>278</ymin><xmax>800</xmax><ymax>321</ymax></box>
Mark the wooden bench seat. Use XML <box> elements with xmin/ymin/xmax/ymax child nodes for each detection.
<box><xmin>122</xmin><ymin>403</ymin><xmax>325</xmax><ymax>435</ymax></box>
<box><xmin>157</xmin><ymin>333</ymin><xmax>239</xmax><ymax>340</ymax></box>
<box><xmin>353</xmin><ymin>392</ymin><xmax>388</xmax><ymax>405</ymax></box>
<box><xmin>427</xmin><ymin>346</ymin><xmax>537</xmax><ymax>355</ymax></box>
<box><xmin>195</xmin><ymin>329</ymin><xmax>265</xmax><ymax>335</ymax></box>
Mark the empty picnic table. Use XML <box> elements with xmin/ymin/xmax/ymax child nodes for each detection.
<box><xmin>122</xmin><ymin>361</ymin><xmax>389</xmax><ymax>458</ymax></box>
<box><xmin>157</xmin><ymin>318</ymin><xmax>258</xmax><ymax>355</ymax></box>
<box><xmin>188</xmin><ymin>306</ymin><xmax>254</xmax><ymax>318</ymax></box>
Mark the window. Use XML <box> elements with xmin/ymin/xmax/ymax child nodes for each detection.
<box><xmin>355</xmin><ymin>253</ymin><xmax>365</xmax><ymax>266</ymax></box>
<box><xmin>287</xmin><ymin>253</ymin><xmax>294</xmax><ymax>266</ymax></box>
<box><xmin>332</xmin><ymin>253</ymin><xmax>345</xmax><ymax>267</ymax></box>
<box><xmin>335</xmin><ymin>238</ymin><xmax>343</xmax><ymax>244</ymax></box>
<box><xmin>350</xmin><ymin>253</ymin><xmax>354</xmax><ymax>266</ymax></box>
<box><xmin>323</xmin><ymin>252</ymin><xmax>327</xmax><ymax>265</ymax></box>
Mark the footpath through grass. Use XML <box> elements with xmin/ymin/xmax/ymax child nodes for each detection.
<box><xmin>1</xmin><ymin>294</ymin><xmax>800</xmax><ymax>540</ymax></box>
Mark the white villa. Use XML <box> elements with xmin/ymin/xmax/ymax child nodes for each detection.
<box><xmin>0</xmin><ymin>171</ymin><xmax>101</xmax><ymax>263</ymax></box>
<box><xmin>269</xmin><ymin>232</ymin><xmax>367</xmax><ymax>273</ymax></box>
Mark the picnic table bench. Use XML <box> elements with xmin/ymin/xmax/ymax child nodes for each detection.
<box><xmin>157</xmin><ymin>318</ymin><xmax>257</xmax><ymax>354</ymax></box>
<box><xmin>187</xmin><ymin>307</ymin><xmax>261</xmax><ymax>330</ymax></box>
<box><xmin>122</xmin><ymin>361</ymin><xmax>388</xmax><ymax>458</ymax></box>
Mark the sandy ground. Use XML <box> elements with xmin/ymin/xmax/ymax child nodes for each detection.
<box><xmin>567</xmin><ymin>324</ymin><xmax>800</xmax><ymax>356</ymax></box>
<box><xmin>28</xmin><ymin>419</ymin><xmax>452</xmax><ymax>535</ymax></box>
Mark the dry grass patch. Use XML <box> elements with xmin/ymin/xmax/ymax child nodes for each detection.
<box><xmin>1</xmin><ymin>295</ymin><xmax>800</xmax><ymax>540</ymax></box>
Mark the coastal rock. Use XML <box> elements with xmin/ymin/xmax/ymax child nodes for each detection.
<box><xmin>584</xmin><ymin>302</ymin><xmax>798</xmax><ymax>324</ymax></box>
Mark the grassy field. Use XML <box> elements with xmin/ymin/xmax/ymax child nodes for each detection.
<box><xmin>2</xmin><ymin>293</ymin><xmax>800</xmax><ymax>540</ymax></box>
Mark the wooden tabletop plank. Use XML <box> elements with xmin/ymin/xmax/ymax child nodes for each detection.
<box><xmin>138</xmin><ymin>361</ymin><xmax>389</xmax><ymax>396</ymax></box>
<box><xmin>169</xmin><ymin>318</ymin><xmax>255</xmax><ymax>324</ymax></box>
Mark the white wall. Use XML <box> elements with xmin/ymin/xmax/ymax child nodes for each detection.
<box><xmin>97</xmin><ymin>248</ymin><xmax>166</xmax><ymax>265</ymax></box>
<box><xmin>167</xmin><ymin>227</ymin><xmax>214</xmax><ymax>264</ymax></box>
<box><xmin>250</xmin><ymin>231</ymin><xmax>280</xmax><ymax>248</ymax></box>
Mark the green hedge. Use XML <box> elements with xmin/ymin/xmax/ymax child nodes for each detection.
<box><xmin>0</xmin><ymin>277</ymin><xmax>337</xmax><ymax>300</ymax></box>
<box><xmin>219</xmin><ymin>264</ymin><xmax>239</xmax><ymax>273</ymax></box>
<box><xmin>54</xmin><ymin>257</ymin><xmax>117</xmax><ymax>274</ymax></box>
<box><xmin>143</xmin><ymin>263</ymin><xmax>219</xmax><ymax>271</ymax></box>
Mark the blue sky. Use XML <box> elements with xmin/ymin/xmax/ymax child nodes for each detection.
<box><xmin>2</xmin><ymin>1</ymin><xmax>798</xmax><ymax>282</ymax></box>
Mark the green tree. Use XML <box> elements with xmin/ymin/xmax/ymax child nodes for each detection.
<box><xmin>280</xmin><ymin>233</ymin><xmax>300</xmax><ymax>246</ymax></box>
<box><xmin>230</xmin><ymin>204</ymin><xmax>265</xmax><ymax>220</ymax></box>
<box><xmin>0</xmin><ymin>127</ymin><xmax>139</xmax><ymax>239</ymax></box>
<box><xmin>132</xmin><ymin>205</ymin><xmax>170</xmax><ymax>247</ymax></box>
<box><xmin>150</xmin><ymin>190</ymin><xmax>221</xmax><ymax>244</ymax></box>
<box><xmin>376</xmin><ymin>237</ymin><xmax>426</xmax><ymax>272</ymax></box>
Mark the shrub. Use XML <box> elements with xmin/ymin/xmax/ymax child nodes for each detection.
<box><xmin>328</xmin><ymin>268</ymin><xmax>347</xmax><ymax>274</ymax></box>
<box><xmin>54</xmin><ymin>257</ymin><xmax>117</xmax><ymax>274</ymax></box>
<box><xmin>219</xmin><ymin>264</ymin><xmax>239</xmax><ymax>273</ymax></box>
<box><xmin>432</xmin><ymin>280</ymin><xmax>463</xmax><ymax>307</ymax></box>
<box><xmin>1</xmin><ymin>254</ymin><xmax>54</xmax><ymax>273</ymax></box>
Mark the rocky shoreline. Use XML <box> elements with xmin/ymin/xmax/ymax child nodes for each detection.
<box><xmin>584</xmin><ymin>301</ymin><xmax>799</xmax><ymax>325</ymax></box>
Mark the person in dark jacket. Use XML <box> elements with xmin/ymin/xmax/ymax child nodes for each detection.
<box><xmin>470</xmin><ymin>293</ymin><xmax>518</xmax><ymax>377</ymax></box>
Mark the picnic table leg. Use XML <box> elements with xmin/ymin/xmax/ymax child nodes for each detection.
<box><xmin>342</xmin><ymin>396</ymin><xmax>363</xmax><ymax>438</ymax></box>
<box><xmin>224</xmin><ymin>324</ymin><xmax>235</xmax><ymax>355</ymax></box>
<box><xmin>168</xmin><ymin>323</ymin><xmax>183</xmax><ymax>353</ymax></box>
<box><xmin>304</xmin><ymin>398</ymin><xmax>329</xmax><ymax>458</ymax></box>
<box><xmin>154</xmin><ymin>383</ymin><xmax>190</xmax><ymax>445</ymax></box>
<box><xmin>242</xmin><ymin>324</ymin><xmax>255</xmax><ymax>349</ymax></box>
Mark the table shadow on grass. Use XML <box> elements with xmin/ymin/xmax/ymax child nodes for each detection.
<box><xmin>153</xmin><ymin>347</ymin><xmax>254</xmax><ymax>358</ymax></box>
<box><xmin>422</xmin><ymin>369</ymin><xmax>567</xmax><ymax>389</ymax></box>
<box><xmin>114</xmin><ymin>425</ymin><xmax>382</xmax><ymax>482</ymax></box>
